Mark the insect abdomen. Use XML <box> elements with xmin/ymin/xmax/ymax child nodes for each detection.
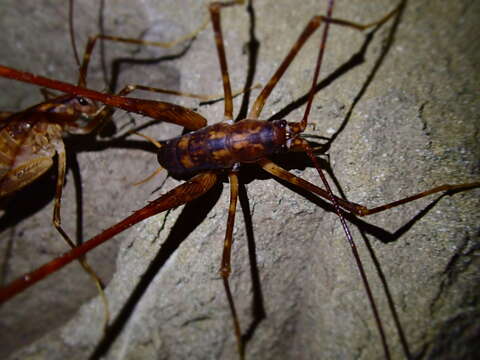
<box><xmin>157</xmin><ymin>119</ymin><xmax>287</xmax><ymax>178</ymax></box>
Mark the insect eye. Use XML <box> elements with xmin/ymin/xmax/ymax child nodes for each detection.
<box><xmin>77</xmin><ymin>97</ymin><xmax>89</xmax><ymax>106</ymax></box>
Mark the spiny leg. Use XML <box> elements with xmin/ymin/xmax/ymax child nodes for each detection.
<box><xmin>76</xmin><ymin>18</ymin><xmax>210</xmax><ymax>87</ymax></box>
<box><xmin>255</xmin><ymin>7</ymin><xmax>382</xmax><ymax>345</ymax></box>
<box><xmin>51</xmin><ymin>139</ymin><xmax>110</xmax><ymax>327</ymax></box>
<box><xmin>0</xmin><ymin>171</ymin><xmax>220</xmax><ymax>303</ymax></box>
<box><xmin>86</xmin><ymin>82</ymin><xmax>261</xmax><ymax>135</ymax></box>
<box><xmin>0</xmin><ymin>2</ymin><xmax>211</xmax><ymax>329</ymax></box>
<box><xmin>70</xmin><ymin>3</ymin><xmax>256</xmax><ymax>131</ymax></box>
<box><xmin>0</xmin><ymin>65</ymin><xmax>210</xmax><ymax>131</ymax></box>
<box><xmin>202</xmin><ymin>5</ymin><xmax>255</xmax><ymax>347</ymax></box>
<box><xmin>248</xmin><ymin>3</ymin><xmax>401</xmax><ymax>119</ymax></box>
<box><xmin>259</xmin><ymin>158</ymin><xmax>480</xmax><ymax>218</ymax></box>
<box><xmin>64</xmin><ymin>0</ymin><xmax>212</xmax><ymax>133</ymax></box>
<box><xmin>220</xmin><ymin>170</ymin><xmax>244</xmax><ymax>359</ymax></box>
<box><xmin>67</xmin><ymin>13</ymin><xmax>210</xmax><ymax>133</ymax></box>
<box><xmin>71</xmin><ymin>0</ymin><xmax>253</xmax><ymax>124</ymax></box>
<box><xmin>258</xmin><ymin>0</ymin><xmax>394</xmax><ymax>336</ymax></box>
<box><xmin>295</xmin><ymin>138</ymin><xmax>392</xmax><ymax>358</ymax></box>
<box><xmin>209</xmin><ymin>1</ymin><xmax>246</xmax><ymax>120</ymax></box>
<box><xmin>260</xmin><ymin>156</ymin><xmax>479</xmax><ymax>357</ymax></box>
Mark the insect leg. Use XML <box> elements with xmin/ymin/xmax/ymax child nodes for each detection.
<box><xmin>259</xmin><ymin>158</ymin><xmax>479</xmax><ymax>217</ymax></box>
<box><xmin>0</xmin><ymin>65</ymin><xmax>208</xmax><ymax>131</ymax></box>
<box><xmin>248</xmin><ymin>3</ymin><xmax>401</xmax><ymax>120</ymax></box>
<box><xmin>260</xmin><ymin>156</ymin><xmax>478</xmax><ymax>358</ymax></box>
<box><xmin>0</xmin><ymin>171</ymin><xmax>220</xmax><ymax>303</ymax></box>
<box><xmin>85</xmin><ymin>82</ymin><xmax>261</xmax><ymax>135</ymax></box>
<box><xmin>258</xmin><ymin>158</ymin><xmax>367</xmax><ymax>214</ymax></box>
<box><xmin>51</xmin><ymin>138</ymin><xmax>110</xmax><ymax>327</ymax></box>
<box><xmin>76</xmin><ymin>18</ymin><xmax>210</xmax><ymax>88</ymax></box>
<box><xmin>67</xmin><ymin>8</ymin><xmax>210</xmax><ymax>131</ymax></box>
<box><xmin>209</xmin><ymin>1</ymin><xmax>246</xmax><ymax>120</ymax></box>
<box><xmin>219</xmin><ymin>171</ymin><xmax>244</xmax><ymax>358</ymax></box>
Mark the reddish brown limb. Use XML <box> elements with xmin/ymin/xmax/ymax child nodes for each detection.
<box><xmin>126</xmin><ymin>132</ymin><xmax>165</xmax><ymax>185</ymax></box>
<box><xmin>0</xmin><ymin>171</ymin><xmax>219</xmax><ymax>303</ymax></box>
<box><xmin>300</xmin><ymin>138</ymin><xmax>391</xmax><ymax>359</ymax></box>
<box><xmin>248</xmin><ymin>5</ymin><xmax>400</xmax><ymax>120</ymax></box>
<box><xmin>50</xmin><ymin>138</ymin><xmax>110</xmax><ymax>324</ymax></box>
<box><xmin>259</xmin><ymin>152</ymin><xmax>479</xmax><ymax>360</ymax></box>
<box><xmin>114</xmin><ymin>82</ymin><xmax>261</xmax><ymax>102</ymax></box>
<box><xmin>68</xmin><ymin>0</ymin><xmax>80</xmax><ymax>66</ymax></box>
<box><xmin>220</xmin><ymin>170</ymin><xmax>244</xmax><ymax>358</ymax></box>
<box><xmin>209</xmin><ymin>2</ymin><xmax>236</xmax><ymax>120</ymax></box>
<box><xmin>259</xmin><ymin>159</ymin><xmax>480</xmax><ymax>217</ymax></box>
<box><xmin>76</xmin><ymin>17</ymin><xmax>210</xmax><ymax>87</ymax></box>
<box><xmin>64</xmin><ymin>0</ymin><xmax>210</xmax><ymax>133</ymax></box>
<box><xmin>364</xmin><ymin>182</ymin><xmax>480</xmax><ymax>215</ymax></box>
<box><xmin>130</xmin><ymin>167</ymin><xmax>164</xmax><ymax>187</ymax></box>
<box><xmin>258</xmin><ymin>158</ymin><xmax>368</xmax><ymax>215</ymax></box>
<box><xmin>78</xmin><ymin>81</ymin><xmax>260</xmax><ymax>136</ymax></box>
<box><xmin>299</xmin><ymin>2</ymin><xmax>401</xmax><ymax>132</ymax></box>
<box><xmin>0</xmin><ymin>65</ymin><xmax>207</xmax><ymax>131</ymax></box>
<box><xmin>300</xmin><ymin>0</ymin><xmax>334</xmax><ymax>133</ymax></box>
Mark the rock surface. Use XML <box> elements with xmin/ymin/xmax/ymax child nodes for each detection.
<box><xmin>0</xmin><ymin>1</ymin><xmax>479</xmax><ymax>359</ymax></box>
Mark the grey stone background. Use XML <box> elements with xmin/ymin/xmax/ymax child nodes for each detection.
<box><xmin>0</xmin><ymin>0</ymin><xmax>478</xmax><ymax>359</ymax></box>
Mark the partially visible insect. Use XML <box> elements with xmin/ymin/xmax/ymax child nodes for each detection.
<box><xmin>1</xmin><ymin>0</ymin><xmax>479</xmax><ymax>359</ymax></box>
<box><xmin>0</xmin><ymin>0</ymin><xmax>212</xmax><ymax>356</ymax></box>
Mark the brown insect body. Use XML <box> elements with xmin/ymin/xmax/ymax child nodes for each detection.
<box><xmin>157</xmin><ymin>119</ymin><xmax>289</xmax><ymax>178</ymax></box>
<box><xmin>0</xmin><ymin>94</ymin><xmax>99</xmax><ymax>197</ymax></box>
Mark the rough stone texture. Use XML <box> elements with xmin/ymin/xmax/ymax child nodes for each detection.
<box><xmin>0</xmin><ymin>0</ymin><xmax>479</xmax><ymax>359</ymax></box>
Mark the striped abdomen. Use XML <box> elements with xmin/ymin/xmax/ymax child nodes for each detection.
<box><xmin>157</xmin><ymin>119</ymin><xmax>287</xmax><ymax>178</ymax></box>
<box><xmin>0</xmin><ymin>113</ymin><xmax>61</xmax><ymax>197</ymax></box>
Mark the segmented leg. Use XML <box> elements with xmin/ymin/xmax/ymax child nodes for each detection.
<box><xmin>259</xmin><ymin>158</ymin><xmax>480</xmax><ymax>217</ymax></box>
<box><xmin>208</xmin><ymin>2</ymin><xmax>251</xmax><ymax>356</ymax></box>
<box><xmin>51</xmin><ymin>138</ymin><xmax>110</xmax><ymax>326</ymax></box>
<box><xmin>259</xmin><ymin>149</ymin><xmax>478</xmax><ymax>359</ymax></box>
<box><xmin>76</xmin><ymin>18</ymin><xmax>210</xmax><ymax>87</ymax></box>
<box><xmin>248</xmin><ymin>4</ymin><xmax>401</xmax><ymax>120</ymax></box>
<box><xmin>0</xmin><ymin>14</ymin><xmax>215</xmax><ymax>317</ymax></box>
<box><xmin>0</xmin><ymin>65</ymin><xmax>208</xmax><ymax>131</ymax></box>
<box><xmin>0</xmin><ymin>171</ymin><xmax>219</xmax><ymax>302</ymax></box>
<box><xmin>85</xmin><ymin>82</ymin><xmax>261</xmax><ymax>135</ymax></box>
<box><xmin>206</xmin><ymin>2</ymin><xmax>402</xmax><ymax>357</ymax></box>
<box><xmin>209</xmin><ymin>1</ymin><xmax>245</xmax><ymax>120</ymax></box>
<box><xmin>291</xmin><ymin>137</ymin><xmax>392</xmax><ymax>358</ymax></box>
<box><xmin>219</xmin><ymin>171</ymin><xmax>244</xmax><ymax>358</ymax></box>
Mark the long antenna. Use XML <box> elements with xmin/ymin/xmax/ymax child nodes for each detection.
<box><xmin>69</xmin><ymin>0</ymin><xmax>81</xmax><ymax>67</ymax></box>
<box><xmin>302</xmin><ymin>0</ymin><xmax>390</xmax><ymax>358</ymax></box>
